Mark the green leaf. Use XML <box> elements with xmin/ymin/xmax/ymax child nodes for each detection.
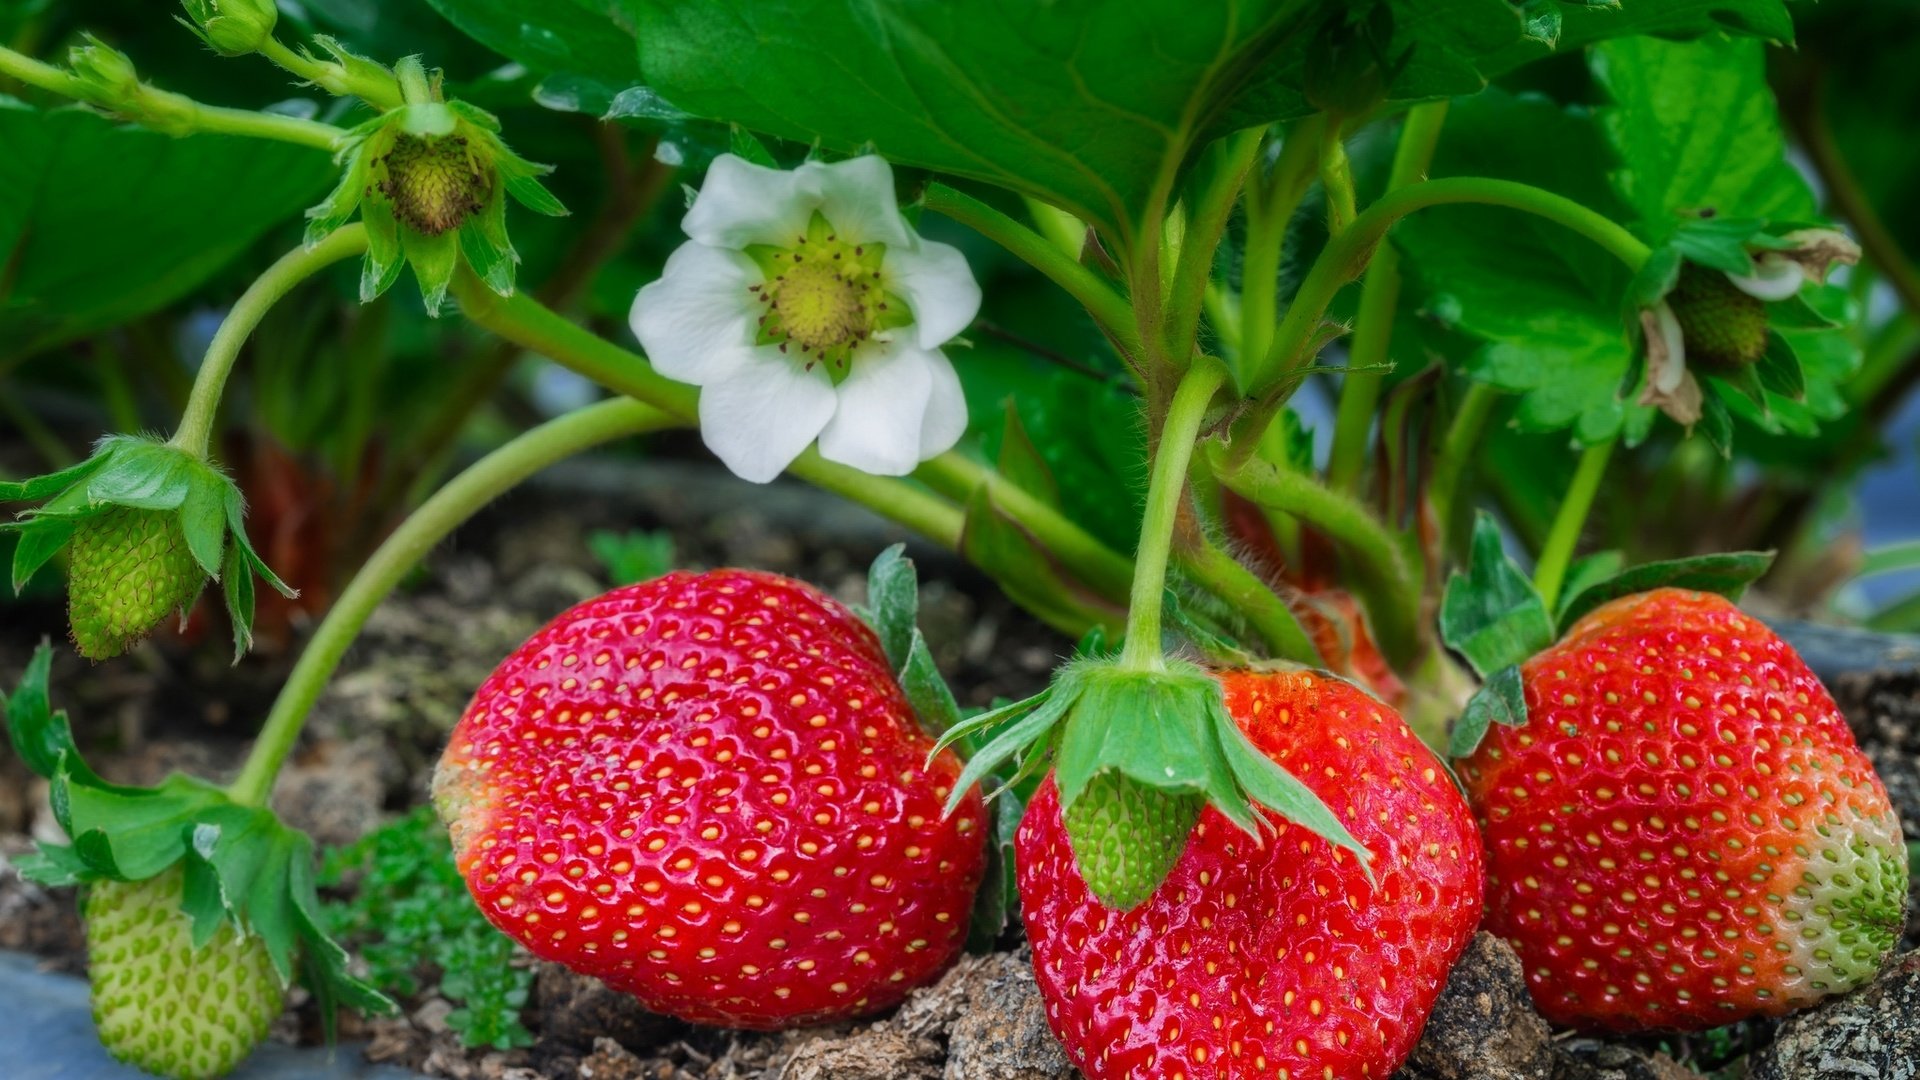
<box><xmin>1554</xmin><ymin>550</ymin><xmax>1775</xmax><ymax>631</ymax></box>
<box><xmin>1440</xmin><ymin>513</ymin><xmax>1554</xmax><ymax>677</ymax></box>
<box><xmin>1593</xmin><ymin>35</ymin><xmax>1815</xmax><ymax>238</ymax></box>
<box><xmin>0</xmin><ymin>101</ymin><xmax>331</xmax><ymax>361</ymax></box>
<box><xmin>631</xmin><ymin>0</ymin><xmax>1324</xmax><ymax>241</ymax></box>
<box><xmin>2</xmin><ymin>643</ymin><xmax>110</xmax><ymax>790</ymax></box>
<box><xmin>425</xmin><ymin>0</ymin><xmax>643</xmax><ymax>115</ymax></box>
<box><xmin>965</xmin><ymin>792</ymin><xmax>1024</xmax><ymax>954</ymax></box>
<box><xmin>961</xmin><ymin>484</ymin><xmax>1124</xmax><ymax>640</ymax></box>
<box><xmin>863</xmin><ymin>543</ymin><xmax>917</xmax><ymax>672</ymax></box>
<box><xmin>1473</xmin><ymin>0</ymin><xmax>1793</xmax><ymax>81</ymax></box>
<box><xmin>898</xmin><ymin>629</ymin><xmax>962</xmax><ymax>738</ymax></box>
<box><xmin>994</xmin><ymin>401</ymin><xmax>1061</xmax><ymax>511</ymax></box>
<box><xmin>1447</xmin><ymin>663</ymin><xmax>1526</xmax><ymax>759</ymax></box>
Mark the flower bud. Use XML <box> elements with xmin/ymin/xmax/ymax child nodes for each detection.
<box><xmin>180</xmin><ymin>0</ymin><xmax>278</xmax><ymax>57</ymax></box>
<box><xmin>67</xmin><ymin>38</ymin><xmax>139</xmax><ymax>104</ymax></box>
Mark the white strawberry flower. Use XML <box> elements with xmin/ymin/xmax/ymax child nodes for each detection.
<box><xmin>630</xmin><ymin>154</ymin><xmax>981</xmax><ymax>482</ymax></box>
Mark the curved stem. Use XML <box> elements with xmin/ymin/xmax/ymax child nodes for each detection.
<box><xmin>1166</xmin><ymin>128</ymin><xmax>1264</xmax><ymax>366</ymax></box>
<box><xmin>1254</xmin><ymin>176</ymin><xmax>1653</xmax><ymax>390</ymax></box>
<box><xmin>169</xmin><ymin>225</ymin><xmax>368</xmax><ymax>458</ymax></box>
<box><xmin>227</xmin><ymin>398</ymin><xmax>682</xmax><ymax>806</ymax></box>
<box><xmin>0</xmin><ymin>44</ymin><xmax>343</xmax><ymax>150</ymax></box>
<box><xmin>1209</xmin><ymin>444</ymin><xmax>1422</xmax><ymax>669</ymax></box>
<box><xmin>256</xmin><ymin>36</ymin><xmax>403</xmax><ymax>110</ymax></box>
<box><xmin>1328</xmin><ymin>101</ymin><xmax>1449</xmax><ymax>493</ymax></box>
<box><xmin>447</xmin><ymin>271</ymin><xmax>967</xmax><ymax>551</ymax></box>
<box><xmin>912</xmin><ymin>454</ymin><xmax>1133</xmax><ymax>600</ymax></box>
<box><xmin>1533</xmin><ymin>438</ymin><xmax>1615</xmax><ymax>611</ymax></box>
<box><xmin>923</xmin><ymin>184</ymin><xmax>1141</xmax><ymax>360</ymax></box>
<box><xmin>1428</xmin><ymin>381</ymin><xmax>1500</xmax><ymax>548</ymax></box>
<box><xmin>1121</xmin><ymin>359</ymin><xmax>1227</xmax><ymax>671</ymax></box>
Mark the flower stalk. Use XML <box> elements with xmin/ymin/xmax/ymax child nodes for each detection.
<box><xmin>1119</xmin><ymin>357</ymin><xmax>1227</xmax><ymax>671</ymax></box>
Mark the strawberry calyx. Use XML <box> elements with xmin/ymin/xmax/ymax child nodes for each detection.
<box><xmin>932</xmin><ymin>655</ymin><xmax>1371</xmax><ymax>910</ymax></box>
<box><xmin>1</xmin><ymin>644</ymin><xmax>393</xmax><ymax>1042</ymax></box>
<box><xmin>1440</xmin><ymin>511</ymin><xmax>1776</xmax><ymax>757</ymax></box>
<box><xmin>0</xmin><ymin>435</ymin><xmax>298</xmax><ymax>661</ymax></box>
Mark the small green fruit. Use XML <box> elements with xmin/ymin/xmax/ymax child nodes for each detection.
<box><xmin>66</xmin><ymin>506</ymin><xmax>206</xmax><ymax>660</ymax></box>
<box><xmin>86</xmin><ymin>867</ymin><xmax>284</xmax><ymax>1080</ymax></box>
<box><xmin>1669</xmin><ymin>263</ymin><xmax>1768</xmax><ymax>368</ymax></box>
<box><xmin>1062</xmin><ymin>771</ymin><xmax>1202</xmax><ymax>910</ymax></box>
<box><xmin>380</xmin><ymin>134</ymin><xmax>490</xmax><ymax>236</ymax></box>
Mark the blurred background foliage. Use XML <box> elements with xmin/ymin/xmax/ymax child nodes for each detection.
<box><xmin>0</xmin><ymin>0</ymin><xmax>1916</xmax><ymax>651</ymax></box>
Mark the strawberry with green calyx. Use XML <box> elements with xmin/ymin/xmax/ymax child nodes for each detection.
<box><xmin>1632</xmin><ymin>218</ymin><xmax>1860</xmax><ymax>431</ymax></box>
<box><xmin>1</xmin><ymin>645</ymin><xmax>394</xmax><ymax>1078</ymax></box>
<box><xmin>2</xmin><ymin>436</ymin><xmax>297</xmax><ymax>660</ymax></box>
<box><xmin>1017</xmin><ymin>667</ymin><xmax>1485</xmax><ymax>1080</ymax></box>
<box><xmin>435</xmin><ymin>563</ymin><xmax>987</xmax><ymax>1030</ymax></box>
<box><xmin>304</xmin><ymin>56</ymin><xmax>565</xmax><ymax>314</ymax></box>
<box><xmin>1443</xmin><ymin>519</ymin><xmax>1908</xmax><ymax>1031</ymax></box>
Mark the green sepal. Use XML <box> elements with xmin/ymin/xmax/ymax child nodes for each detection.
<box><xmin>1447</xmin><ymin>663</ymin><xmax>1527</xmax><ymax>759</ymax></box>
<box><xmin>861</xmin><ymin>543</ymin><xmax>917</xmax><ymax>671</ymax></box>
<box><xmin>402</xmin><ymin>226</ymin><xmax>459</xmax><ymax>316</ymax></box>
<box><xmin>1558</xmin><ymin>550</ymin><xmax>1627</xmax><ymax>607</ymax></box>
<box><xmin>224</xmin><ymin>542</ymin><xmax>257</xmax><ymax>661</ymax></box>
<box><xmin>1697</xmin><ymin>384</ymin><xmax>1735</xmax><ymax>456</ymax></box>
<box><xmin>1554</xmin><ymin>550</ymin><xmax>1776</xmax><ymax>632</ymax></box>
<box><xmin>1755</xmin><ymin>330</ymin><xmax>1806</xmax><ymax>400</ymax></box>
<box><xmin>179</xmin><ymin>478</ymin><xmax>227</xmax><ymax>578</ymax></box>
<box><xmin>10</xmin><ymin>517</ymin><xmax>74</xmax><ymax>593</ymax></box>
<box><xmin>964</xmin><ymin>782</ymin><xmax>1027</xmax><ymax>954</ymax></box>
<box><xmin>0</xmin><ymin>647</ymin><xmax>395</xmax><ymax>1026</ymax></box>
<box><xmin>1670</xmin><ymin>217</ymin><xmax>1770</xmax><ymax>276</ymax></box>
<box><xmin>1439</xmin><ymin>513</ymin><xmax>1554</xmax><ymax>678</ymax></box>
<box><xmin>1766</xmin><ymin>291</ymin><xmax>1842</xmax><ymax>330</ymax></box>
<box><xmin>459</xmin><ymin>187</ymin><xmax>518</xmax><ymax>297</ymax></box>
<box><xmin>360</xmin><ymin>200</ymin><xmax>405</xmax><ymax>302</ymax></box>
<box><xmin>0</xmin><ymin>454</ymin><xmax>109</xmax><ymax>503</ymax></box>
<box><xmin>899</xmin><ymin>630</ymin><xmax>961</xmax><ymax>736</ymax></box>
<box><xmin>938</xmin><ymin>687</ymin><xmax>1072</xmax><ymax>815</ymax></box>
<box><xmin>1627</xmin><ymin>245</ymin><xmax>1683</xmax><ymax>308</ymax></box>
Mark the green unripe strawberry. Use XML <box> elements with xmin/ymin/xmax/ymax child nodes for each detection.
<box><xmin>66</xmin><ymin>506</ymin><xmax>207</xmax><ymax>660</ymax></box>
<box><xmin>1062</xmin><ymin>771</ymin><xmax>1203</xmax><ymax>910</ymax></box>
<box><xmin>380</xmin><ymin>134</ymin><xmax>490</xmax><ymax>236</ymax></box>
<box><xmin>86</xmin><ymin>867</ymin><xmax>284</xmax><ymax>1080</ymax></box>
<box><xmin>1669</xmin><ymin>263</ymin><xmax>1768</xmax><ymax>368</ymax></box>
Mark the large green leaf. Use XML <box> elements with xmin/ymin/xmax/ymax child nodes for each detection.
<box><xmin>1474</xmin><ymin>0</ymin><xmax>1793</xmax><ymax>79</ymax></box>
<box><xmin>628</xmin><ymin>0</ymin><xmax>1322</xmax><ymax>243</ymax></box>
<box><xmin>1395</xmin><ymin>89</ymin><xmax>1650</xmax><ymax>443</ymax></box>
<box><xmin>423</xmin><ymin>0</ymin><xmax>641</xmax><ymax>112</ymax></box>
<box><xmin>0</xmin><ymin>101</ymin><xmax>330</xmax><ymax>361</ymax></box>
<box><xmin>1592</xmin><ymin>34</ymin><xmax>1815</xmax><ymax>238</ymax></box>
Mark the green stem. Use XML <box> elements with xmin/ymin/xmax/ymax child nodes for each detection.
<box><xmin>1120</xmin><ymin>359</ymin><xmax>1227</xmax><ymax>671</ymax></box>
<box><xmin>912</xmin><ymin>454</ymin><xmax>1133</xmax><ymax>600</ymax></box>
<box><xmin>1239</xmin><ymin>119</ymin><xmax>1323</xmax><ymax>378</ymax></box>
<box><xmin>1165</xmin><ymin>128</ymin><xmax>1264</xmax><ymax>366</ymax></box>
<box><xmin>1176</xmin><ymin>538</ymin><xmax>1320</xmax><ymax>664</ymax></box>
<box><xmin>226</xmin><ymin>398</ymin><xmax>682</xmax><ymax>807</ymax></box>
<box><xmin>169</xmin><ymin>225</ymin><xmax>368</xmax><ymax>459</ymax></box>
<box><xmin>1255</xmin><ymin>176</ymin><xmax>1653</xmax><ymax>390</ymax></box>
<box><xmin>1209</xmin><ymin>445</ymin><xmax>1423</xmax><ymax>669</ymax></box>
<box><xmin>1327</xmin><ymin>101</ymin><xmax>1449</xmax><ymax>494</ymax></box>
<box><xmin>923</xmin><ymin>184</ymin><xmax>1141</xmax><ymax>360</ymax></box>
<box><xmin>1319</xmin><ymin>123</ymin><xmax>1357</xmax><ymax>234</ymax></box>
<box><xmin>1428</xmin><ymin>381</ymin><xmax>1500</xmax><ymax>546</ymax></box>
<box><xmin>0</xmin><ymin>43</ymin><xmax>342</xmax><ymax>150</ymax></box>
<box><xmin>447</xmin><ymin>271</ymin><xmax>967</xmax><ymax>551</ymax></box>
<box><xmin>256</xmin><ymin>36</ymin><xmax>403</xmax><ymax>110</ymax></box>
<box><xmin>1533</xmin><ymin>438</ymin><xmax>1615</xmax><ymax>610</ymax></box>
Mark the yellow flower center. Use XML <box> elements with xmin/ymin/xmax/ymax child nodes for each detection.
<box><xmin>772</xmin><ymin>261</ymin><xmax>868</xmax><ymax>354</ymax></box>
<box><xmin>747</xmin><ymin>212</ymin><xmax>909</xmax><ymax>382</ymax></box>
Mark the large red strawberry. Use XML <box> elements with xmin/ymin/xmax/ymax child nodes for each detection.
<box><xmin>1017</xmin><ymin>668</ymin><xmax>1483</xmax><ymax>1080</ymax></box>
<box><xmin>1458</xmin><ymin>588</ymin><xmax>1909</xmax><ymax>1032</ymax></box>
<box><xmin>434</xmin><ymin>570</ymin><xmax>988</xmax><ymax>1030</ymax></box>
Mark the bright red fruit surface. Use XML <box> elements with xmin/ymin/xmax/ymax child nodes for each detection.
<box><xmin>435</xmin><ymin>570</ymin><xmax>987</xmax><ymax>1029</ymax></box>
<box><xmin>1017</xmin><ymin>668</ymin><xmax>1484</xmax><ymax>1080</ymax></box>
<box><xmin>1459</xmin><ymin>589</ymin><xmax>1908</xmax><ymax>1033</ymax></box>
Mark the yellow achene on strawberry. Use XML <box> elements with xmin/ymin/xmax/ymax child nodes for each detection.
<box><xmin>434</xmin><ymin>569</ymin><xmax>987</xmax><ymax>1030</ymax></box>
<box><xmin>1458</xmin><ymin>588</ymin><xmax>1908</xmax><ymax>1032</ymax></box>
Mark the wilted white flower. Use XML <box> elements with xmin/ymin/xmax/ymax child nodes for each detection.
<box><xmin>630</xmin><ymin>154</ymin><xmax>981</xmax><ymax>482</ymax></box>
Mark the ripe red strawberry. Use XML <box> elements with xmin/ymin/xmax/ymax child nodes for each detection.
<box><xmin>1017</xmin><ymin>668</ymin><xmax>1483</xmax><ymax>1079</ymax></box>
<box><xmin>434</xmin><ymin>570</ymin><xmax>987</xmax><ymax>1030</ymax></box>
<box><xmin>1458</xmin><ymin>588</ymin><xmax>1909</xmax><ymax>1033</ymax></box>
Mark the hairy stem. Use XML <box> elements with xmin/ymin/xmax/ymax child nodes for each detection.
<box><xmin>256</xmin><ymin>36</ymin><xmax>403</xmax><ymax>110</ymax></box>
<box><xmin>1428</xmin><ymin>381</ymin><xmax>1501</xmax><ymax>547</ymax></box>
<box><xmin>1534</xmin><ymin>439</ymin><xmax>1616</xmax><ymax>610</ymax></box>
<box><xmin>1176</xmin><ymin>538</ymin><xmax>1321</xmax><ymax>664</ymax></box>
<box><xmin>226</xmin><ymin>398</ymin><xmax>681</xmax><ymax>806</ymax></box>
<box><xmin>1327</xmin><ymin>101</ymin><xmax>1449</xmax><ymax>493</ymax></box>
<box><xmin>1119</xmin><ymin>359</ymin><xmax>1227</xmax><ymax>670</ymax></box>
<box><xmin>170</xmin><ymin>225</ymin><xmax>369</xmax><ymax>459</ymax></box>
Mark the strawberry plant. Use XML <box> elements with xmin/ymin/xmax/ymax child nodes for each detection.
<box><xmin>0</xmin><ymin>1</ymin><xmax>1915</xmax><ymax>1078</ymax></box>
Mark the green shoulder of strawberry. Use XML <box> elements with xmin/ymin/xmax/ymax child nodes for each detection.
<box><xmin>0</xmin><ymin>644</ymin><xmax>393</xmax><ymax>1080</ymax></box>
<box><xmin>1</xmin><ymin>436</ymin><xmax>297</xmax><ymax>661</ymax></box>
<box><xmin>1440</xmin><ymin>521</ymin><xmax>1908</xmax><ymax>1032</ymax></box>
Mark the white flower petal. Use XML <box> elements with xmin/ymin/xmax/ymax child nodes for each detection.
<box><xmin>697</xmin><ymin>351</ymin><xmax>836</xmax><ymax>483</ymax></box>
<box><xmin>630</xmin><ymin>241</ymin><xmax>764</xmax><ymax>385</ymax></box>
<box><xmin>917</xmin><ymin>349</ymin><xmax>969</xmax><ymax>458</ymax></box>
<box><xmin>1648</xmin><ymin>302</ymin><xmax>1687</xmax><ymax>393</ymax></box>
<box><xmin>886</xmin><ymin>238</ymin><xmax>982</xmax><ymax>348</ymax></box>
<box><xmin>682</xmin><ymin>154</ymin><xmax>814</xmax><ymax>249</ymax></box>
<box><xmin>804</xmin><ymin>156</ymin><xmax>911</xmax><ymax>248</ymax></box>
<box><xmin>817</xmin><ymin>338</ymin><xmax>937</xmax><ymax>476</ymax></box>
<box><xmin>1724</xmin><ymin>255</ymin><xmax>1804</xmax><ymax>301</ymax></box>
